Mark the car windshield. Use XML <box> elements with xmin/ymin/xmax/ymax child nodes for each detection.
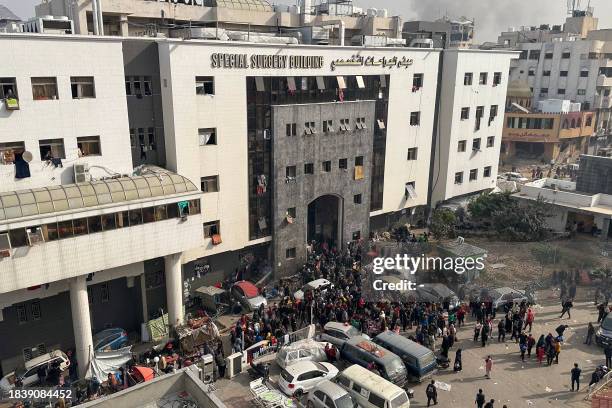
<box><xmin>603</xmin><ymin>316</ymin><xmax>612</xmax><ymax>331</ymax></box>
<box><xmin>280</xmin><ymin>369</ymin><xmax>293</xmax><ymax>383</ymax></box>
<box><xmin>313</xmin><ymin>363</ymin><xmax>328</xmax><ymax>373</ymax></box>
<box><xmin>389</xmin><ymin>392</ymin><xmax>409</xmax><ymax>408</ymax></box>
<box><xmin>387</xmin><ymin>358</ymin><xmax>405</xmax><ymax>373</ymax></box>
<box><xmin>335</xmin><ymin>394</ymin><xmax>354</xmax><ymax>408</ymax></box>
<box><xmin>346</xmin><ymin>326</ymin><xmax>360</xmax><ymax>337</ymax></box>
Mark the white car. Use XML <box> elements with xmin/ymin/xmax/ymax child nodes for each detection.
<box><xmin>294</xmin><ymin>279</ymin><xmax>333</xmax><ymax>300</ymax></box>
<box><xmin>319</xmin><ymin>322</ymin><xmax>370</xmax><ymax>348</ymax></box>
<box><xmin>0</xmin><ymin>350</ymin><xmax>70</xmax><ymax>394</ymax></box>
<box><xmin>278</xmin><ymin>361</ymin><xmax>339</xmax><ymax>397</ymax></box>
<box><xmin>500</xmin><ymin>172</ymin><xmax>529</xmax><ymax>183</ymax></box>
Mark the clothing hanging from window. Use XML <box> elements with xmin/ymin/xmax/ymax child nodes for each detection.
<box><xmin>14</xmin><ymin>153</ymin><xmax>30</xmax><ymax>179</ymax></box>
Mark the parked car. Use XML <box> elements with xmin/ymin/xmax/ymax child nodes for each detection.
<box><xmin>596</xmin><ymin>314</ymin><xmax>612</xmax><ymax>347</ymax></box>
<box><xmin>276</xmin><ymin>339</ymin><xmax>328</xmax><ymax>369</ymax></box>
<box><xmin>337</xmin><ymin>364</ymin><xmax>411</xmax><ymax>408</ymax></box>
<box><xmin>294</xmin><ymin>279</ymin><xmax>333</xmax><ymax>300</ymax></box>
<box><xmin>231</xmin><ymin>281</ymin><xmax>267</xmax><ymax>312</ymax></box>
<box><xmin>340</xmin><ymin>337</ymin><xmax>407</xmax><ymax>387</ymax></box>
<box><xmin>488</xmin><ymin>287</ymin><xmax>531</xmax><ymax>310</ymax></box>
<box><xmin>306</xmin><ymin>379</ymin><xmax>355</xmax><ymax>408</ymax></box>
<box><xmin>93</xmin><ymin>328</ymin><xmax>129</xmax><ymax>352</ymax></box>
<box><xmin>500</xmin><ymin>172</ymin><xmax>529</xmax><ymax>183</ymax></box>
<box><xmin>0</xmin><ymin>350</ymin><xmax>70</xmax><ymax>394</ymax></box>
<box><xmin>278</xmin><ymin>361</ymin><xmax>339</xmax><ymax>397</ymax></box>
<box><xmin>319</xmin><ymin>322</ymin><xmax>370</xmax><ymax>348</ymax></box>
<box><xmin>417</xmin><ymin>284</ymin><xmax>460</xmax><ymax>310</ymax></box>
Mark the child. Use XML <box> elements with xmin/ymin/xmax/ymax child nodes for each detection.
<box><xmin>536</xmin><ymin>346</ymin><xmax>545</xmax><ymax>365</ymax></box>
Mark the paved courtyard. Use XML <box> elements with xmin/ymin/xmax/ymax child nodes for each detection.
<box><xmin>214</xmin><ymin>288</ymin><xmax>608</xmax><ymax>408</ymax></box>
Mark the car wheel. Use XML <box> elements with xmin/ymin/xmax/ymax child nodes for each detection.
<box><xmin>294</xmin><ymin>389</ymin><xmax>304</xmax><ymax>398</ymax></box>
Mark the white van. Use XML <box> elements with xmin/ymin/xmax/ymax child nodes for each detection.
<box><xmin>336</xmin><ymin>364</ymin><xmax>410</xmax><ymax>408</ymax></box>
<box><xmin>0</xmin><ymin>350</ymin><xmax>70</xmax><ymax>394</ymax></box>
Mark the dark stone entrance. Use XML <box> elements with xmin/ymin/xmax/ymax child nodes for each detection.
<box><xmin>307</xmin><ymin>195</ymin><xmax>343</xmax><ymax>249</ymax></box>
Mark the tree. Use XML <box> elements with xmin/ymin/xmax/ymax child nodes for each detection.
<box><xmin>430</xmin><ymin>208</ymin><xmax>457</xmax><ymax>240</ymax></box>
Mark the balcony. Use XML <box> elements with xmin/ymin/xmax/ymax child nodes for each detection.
<box><xmin>597</xmin><ymin>75</ymin><xmax>612</xmax><ymax>87</ymax></box>
<box><xmin>595</xmin><ymin>94</ymin><xmax>612</xmax><ymax>109</ymax></box>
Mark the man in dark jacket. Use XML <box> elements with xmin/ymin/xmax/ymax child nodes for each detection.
<box><xmin>426</xmin><ymin>380</ymin><xmax>438</xmax><ymax>406</ymax></box>
<box><xmin>571</xmin><ymin>363</ymin><xmax>581</xmax><ymax>391</ymax></box>
<box><xmin>484</xmin><ymin>399</ymin><xmax>495</xmax><ymax>408</ymax></box>
<box><xmin>475</xmin><ymin>389</ymin><xmax>486</xmax><ymax>408</ymax></box>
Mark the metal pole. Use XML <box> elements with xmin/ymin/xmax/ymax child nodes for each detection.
<box><xmin>91</xmin><ymin>0</ymin><xmax>99</xmax><ymax>35</ymax></box>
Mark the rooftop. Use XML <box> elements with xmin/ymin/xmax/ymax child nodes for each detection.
<box><xmin>0</xmin><ymin>172</ymin><xmax>198</xmax><ymax>222</ymax></box>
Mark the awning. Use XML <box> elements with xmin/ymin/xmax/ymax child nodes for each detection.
<box><xmin>255</xmin><ymin>76</ymin><xmax>265</xmax><ymax>92</ymax></box>
<box><xmin>316</xmin><ymin>76</ymin><xmax>325</xmax><ymax>90</ymax></box>
<box><xmin>356</xmin><ymin>76</ymin><xmax>365</xmax><ymax>89</ymax></box>
<box><xmin>336</xmin><ymin>76</ymin><xmax>346</xmax><ymax>89</ymax></box>
<box><xmin>287</xmin><ymin>77</ymin><xmax>297</xmax><ymax>91</ymax></box>
<box><xmin>405</xmin><ymin>183</ymin><xmax>417</xmax><ymax>199</ymax></box>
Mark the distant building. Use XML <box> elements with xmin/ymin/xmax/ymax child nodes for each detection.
<box><xmin>402</xmin><ymin>20</ymin><xmax>450</xmax><ymax>49</ymax></box>
<box><xmin>441</xmin><ymin>16</ymin><xmax>474</xmax><ymax>48</ymax></box>
<box><xmin>0</xmin><ymin>5</ymin><xmax>20</xmax><ymax>32</ymax></box>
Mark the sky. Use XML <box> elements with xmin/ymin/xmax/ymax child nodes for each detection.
<box><xmin>4</xmin><ymin>0</ymin><xmax>612</xmax><ymax>42</ymax></box>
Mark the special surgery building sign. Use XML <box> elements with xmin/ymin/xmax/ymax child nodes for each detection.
<box><xmin>210</xmin><ymin>53</ymin><xmax>414</xmax><ymax>71</ymax></box>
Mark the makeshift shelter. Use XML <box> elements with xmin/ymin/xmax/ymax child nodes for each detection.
<box><xmin>437</xmin><ymin>241</ymin><xmax>487</xmax><ymax>283</ymax></box>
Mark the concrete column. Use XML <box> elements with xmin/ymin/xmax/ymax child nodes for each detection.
<box><xmin>164</xmin><ymin>253</ymin><xmax>184</xmax><ymax>329</ymax></box>
<box><xmin>140</xmin><ymin>273</ymin><xmax>149</xmax><ymax>323</ymax></box>
<box><xmin>119</xmin><ymin>15</ymin><xmax>129</xmax><ymax>37</ymax></box>
<box><xmin>69</xmin><ymin>276</ymin><xmax>93</xmax><ymax>379</ymax></box>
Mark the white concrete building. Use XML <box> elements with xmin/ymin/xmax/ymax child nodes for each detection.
<box><xmin>431</xmin><ymin>49</ymin><xmax>518</xmax><ymax>205</ymax></box>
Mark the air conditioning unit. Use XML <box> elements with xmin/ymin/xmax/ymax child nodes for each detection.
<box><xmin>74</xmin><ymin>163</ymin><xmax>90</xmax><ymax>183</ymax></box>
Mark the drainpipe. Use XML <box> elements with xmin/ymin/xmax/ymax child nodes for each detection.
<box><xmin>338</xmin><ymin>20</ymin><xmax>345</xmax><ymax>46</ymax></box>
<box><xmin>97</xmin><ymin>0</ymin><xmax>104</xmax><ymax>35</ymax></box>
<box><xmin>91</xmin><ymin>0</ymin><xmax>99</xmax><ymax>35</ymax></box>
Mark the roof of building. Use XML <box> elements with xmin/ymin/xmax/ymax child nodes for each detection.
<box><xmin>0</xmin><ymin>5</ymin><xmax>20</xmax><ymax>22</ymax></box>
<box><xmin>0</xmin><ymin>173</ymin><xmax>198</xmax><ymax>222</ymax></box>
<box><xmin>214</xmin><ymin>0</ymin><xmax>273</xmax><ymax>12</ymax></box>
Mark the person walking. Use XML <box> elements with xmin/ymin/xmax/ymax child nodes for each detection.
<box><xmin>570</xmin><ymin>363</ymin><xmax>581</xmax><ymax>391</ymax></box>
<box><xmin>454</xmin><ymin>348</ymin><xmax>463</xmax><ymax>372</ymax></box>
<box><xmin>481</xmin><ymin>323</ymin><xmax>489</xmax><ymax>348</ymax></box>
<box><xmin>485</xmin><ymin>356</ymin><xmax>493</xmax><ymax>378</ymax></box>
<box><xmin>475</xmin><ymin>389</ymin><xmax>486</xmax><ymax>408</ymax></box>
<box><xmin>520</xmin><ymin>341</ymin><xmax>527</xmax><ymax>362</ymax></box>
<box><xmin>527</xmin><ymin>334</ymin><xmax>536</xmax><ymax>358</ymax></box>
<box><xmin>605</xmin><ymin>344</ymin><xmax>612</xmax><ymax>368</ymax></box>
<box><xmin>497</xmin><ymin>319</ymin><xmax>506</xmax><ymax>342</ymax></box>
<box><xmin>525</xmin><ymin>307</ymin><xmax>534</xmax><ymax>333</ymax></box>
<box><xmin>546</xmin><ymin>344</ymin><xmax>556</xmax><ymax>366</ymax></box>
<box><xmin>585</xmin><ymin>323</ymin><xmax>595</xmax><ymax>345</ymax></box>
<box><xmin>426</xmin><ymin>380</ymin><xmax>438</xmax><ymax>406</ymax></box>
<box><xmin>554</xmin><ymin>339</ymin><xmax>561</xmax><ymax>364</ymax></box>
<box><xmin>474</xmin><ymin>322</ymin><xmax>482</xmax><ymax>342</ymax></box>
<box><xmin>560</xmin><ymin>299</ymin><xmax>573</xmax><ymax>319</ymax></box>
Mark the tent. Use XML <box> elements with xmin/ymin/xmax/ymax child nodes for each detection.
<box><xmin>87</xmin><ymin>346</ymin><xmax>133</xmax><ymax>380</ymax></box>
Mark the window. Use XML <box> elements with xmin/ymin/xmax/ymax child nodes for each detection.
<box><xmin>475</xmin><ymin>106</ymin><xmax>484</xmax><ymax>130</ymax></box>
<box><xmin>519</xmin><ymin>50</ymin><xmax>528</xmax><ymax>60</ymax></box>
<box><xmin>73</xmin><ymin>218</ymin><xmax>88</xmax><ymax>235</ymax></box>
<box><xmin>125</xmin><ymin>76</ymin><xmax>132</xmax><ymax>95</ymax></box>
<box><xmin>493</xmin><ymin>72</ymin><xmax>502</xmax><ymax>86</ymax></box>
<box><xmin>198</xmin><ymin>128</ymin><xmax>217</xmax><ymax>146</ymax></box>
<box><xmin>479</xmin><ymin>72</ymin><xmax>488</xmax><ymax>85</ymax></box>
<box><xmin>558</xmin><ymin>88</ymin><xmax>566</xmax><ymax>95</ymax></box>
<box><xmin>543</xmin><ymin>70</ymin><xmax>551</xmax><ymax>77</ymax></box>
<box><xmin>0</xmin><ymin>77</ymin><xmax>18</xmax><ymax>99</ymax></box>
<box><xmin>286</xmin><ymin>247</ymin><xmax>296</xmax><ymax>259</ymax></box>
<box><xmin>203</xmin><ymin>220</ymin><xmax>220</xmax><ymax>238</ymax></box>
<box><xmin>339</xmin><ymin>118</ymin><xmax>350</xmax><ymax>132</ymax></box>
<box><xmin>577</xmin><ymin>89</ymin><xmax>586</xmax><ymax>95</ymax></box>
<box><xmin>17</xmin><ymin>305</ymin><xmax>28</xmax><ymax>324</ymax></box>
<box><xmin>354</xmin><ymin>194</ymin><xmax>362</xmax><ymax>204</ymax></box>
<box><xmin>0</xmin><ymin>141</ymin><xmax>25</xmax><ymax>164</ymax></box>
<box><xmin>545</xmin><ymin>52</ymin><xmax>553</xmax><ymax>59</ymax></box>
<box><xmin>586</xmin><ymin>115</ymin><xmax>593</xmax><ymax>126</ymax></box>
<box><xmin>304</xmin><ymin>121</ymin><xmax>317</xmax><ymax>135</ymax></box>
<box><xmin>322</xmin><ymin>161</ymin><xmax>331</xmax><ymax>172</ymax></box>
<box><xmin>323</xmin><ymin>120</ymin><xmax>333</xmax><ymax>133</ymax></box>
<box><xmin>100</xmin><ymin>283</ymin><xmax>110</xmax><ymax>303</ymax></box>
<box><xmin>484</xmin><ymin>166</ymin><xmax>492</xmax><ymax>177</ymax></box>
<box><xmin>287</xmin><ymin>207</ymin><xmax>296</xmax><ymax>219</ymax></box>
<box><xmin>134</xmin><ymin>77</ymin><xmax>142</xmax><ymax>96</ymax></box>
<box><xmin>528</xmin><ymin>69</ymin><xmax>535</xmax><ymax>76</ymax></box>
<box><xmin>413</xmin><ymin>73</ymin><xmax>423</xmax><ymax>89</ymax></box>
<box><xmin>31</xmin><ymin>301</ymin><xmax>41</xmax><ymax>320</ymax></box>
<box><xmin>71</xmin><ymin>76</ymin><xmax>95</xmax><ymax>98</ymax></box>
<box><xmin>286</xmin><ymin>123</ymin><xmax>297</xmax><ymax>137</ymax></box>
<box><xmin>355</xmin><ymin>156</ymin><xmax>364</xmax><ymax>166</ymax></box>
<box><xmin>461</xmin><ymin>107</ymin><xmax>470</xmax><ymax>120</ymax></box>
<box><xmin>368</xmin><ymin>392</ymin><xmax>386</xmax><ymax>408</ymax></box>
<box><xmin>128</xmin><ymin>209</ymin><xmax>142</xmax><ymax>226</ymax></box>
<box><xmin>469</xmin><ymin>168</ymin><xmax>478</xmax><ymax>181</ymax></box>
<box><xmin>339</xmin><ymin>158</ymin><xmax>348</xmax><ymax>169</ymax></box>
<box><xmin>529</xmin><ymin>50</ymin><xmax>540</xmax><ymax>60</ymax></box>
<box><xmin>143</xmin><ymin>76</ymin><xmax>152</xmax><ymax>96</ymax></box>
<box><xmin>355</xmin><ymin>117</ymin><xmax>367</xmax><ymax>130</ymax></box>
<box><xmin>487</xmin><ymin>136</ymin><xmax>495</xmax><ymax>147</ymax></box>
<box><xmin>489</xmin><ymin>105</ymin><xmax>498</xmax><ymax>125</ymax></box>
<box><xmin>560</xmin><ymin>71</ymin><xmax>568</xmax><ymax>77</ymax></box>
<box><xmin>580</xmin><ymin>70</ymin><xmax>589</xmax><ymax>78</ymax></box>
<box><xmin>201</xmin><ymin>175</ymin><xmax>219</xmax><ymax>193</ymax></box>
<box><xmin>464</xmin><ymin>73</ymin><xmax>473</xmax><ymax>85</ymax></box>
<box><xmin>304</xmin><ymin>163</ymin><xmax>314</xmax><ymax>174</ymax></box>
<box><xmin>541</xmin><ymin>87</ymin><xmax>549</xmax><ymax>94</ymax></box>
<box><xmin>472</xmin><ymin>138</ymin><xmax>481</xmax><ymax>150</ymax></box>
<box><xmin>407</xmin><ymin>147</ymin><xmax>418</xmax><ymax>160</ymax></box>
<box><xmin>31</xmin><ymin>77</ymin><xmax>58</xmax><ymax>100</ymax></box>
<box><xmin>455</xmin><ymin>172</ymin><xmax>463</xmax><ymax>184</ymax></box>
<box><xmin>458</xmin><ymin>140</ymin><xmax>466</xmax><ymax>152</ymax></box>
<box><xmin>77</xmin><ymin>136</ymin><xmax>101</xmax><ymax>156</ymax></box>
<box><xmin>286</xmin><ymin>166</ymin><xmax>296</xmax><ymax>178</ymax></box>
<box><xmin>39</xmin><ymin>138</ymin><xmax>65</xmax><ymax>160</ymax></box>
<box><xmin>562</xmin><ymin>51</ymin><xmax>571</xmax><ymax>59</ymax></box>
<box><xmin>196</xmin><ymin>76</ymin><xmax>214</xmax><ymax>95</ymax></box>
<box><xmin>410</xmin><ymin>111</ymin><xmax>421</xmax><ymax>126</ymax></box>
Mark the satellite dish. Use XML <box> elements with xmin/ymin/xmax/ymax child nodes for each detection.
<box><xmin>22</xmin><ymin>151</ymin><xmax>33</xmax><ymax>163</ymax></box>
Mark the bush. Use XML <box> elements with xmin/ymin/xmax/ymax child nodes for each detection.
<box><xmin>430</xmin><ymin>208</ymin><xmax>457</xmax><ymax>240</ymax></box>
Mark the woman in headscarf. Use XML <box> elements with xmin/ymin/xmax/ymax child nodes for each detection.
<box><xmin>454</xmin><ymin>348</ymin><xmax>463</xmax><ymax>372</ymax></box>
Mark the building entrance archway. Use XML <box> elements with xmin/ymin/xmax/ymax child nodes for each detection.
<box><xmin>307</xmin><ymin>195</ymin><xmax>343</xmax><ymax>249</ymax></box>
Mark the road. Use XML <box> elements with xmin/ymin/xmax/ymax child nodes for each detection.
<box><xmin>215</xmin><ymin>289</ymin><xmax>608</xmax><ymax>408</ymax></box>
